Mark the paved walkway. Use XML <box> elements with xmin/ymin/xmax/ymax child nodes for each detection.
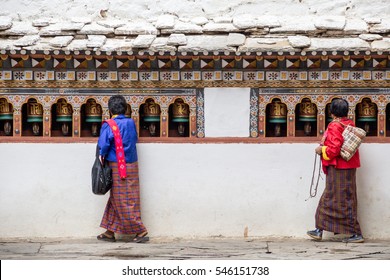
<box><xmin>1</xmin><ymin>236</ymin><xmax>390</xmax><ymax>260</ymax></box>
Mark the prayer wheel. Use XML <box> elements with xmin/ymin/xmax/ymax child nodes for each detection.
<box><xmin>56</xmin><ymin>99</ymin><xmax>73</xmax><ymax>136</ymax></box>
<box><xmin>125</xmin><ymin>104</ymin><xmax>132</xmax><ymax>118</ymax></box>
<box><xmin>172</xmin><ymin>99</ymin><xmax>189</xmax><ymax>123</ymax></box>
<box><xmin>27</xmin><ymin>99</ymin><xmax>43</xmax><ymax>136</ymax></box>
<box><xmin>0</xmin><ymin>98</ymin><xmax>13</xmax><ymax>136</ymax></box>
<box><xmin>357</xmin><ymin>98</ymin><xmax>376</xmax><ymax>133</ymax></box>
<box><xmin>143</xmin><ymin>99</ymin><xmax>160</xmax><ymax>122</ymax></box>
<box><xmin>172</xmin><ymin>99</ymin><xmax>189</xmax><ymax>137</ymax></box>
<box><xmin>268</xmin><ymin>99</ymin><xmax>287</xmax><ymax>137</ymax></box>
<box><xmin>326</xmin><ymin>103</ymin><xmax>333</xmax><ymax>122</ymax></box>
<box><xmin>85</xmin><ymin>99</ymin><xmax>102</xmax><ymax>123</ymax></box>
<box><xmin>56</xmin><ymin>99</ymin><xmax>73</xmax><ymax>122</ymax></box>
<box><xmin>357</xmin><ymin>98</ymin><xmax>376</xmax><ymax>122</ymax></box>
<box><xmin>299</xmin><ymin>98</ymin><xmax>317</xmax><ymax>136</ymax></box>
<box><xmin>299</xmin><ymin>98</ymin><xmax>317</xmax><ymax>122</ymax></box>
<box><xmin>143</xmin><ymin>99</ymin><xmax>160</xmax><ymax>136</ymax></box>
<box><xmin>27</xmin><ymin>99</ymin><xmax>43</xmax><ymax>123</ymax></box>
<box><xmin>85</xmin><ymin>99</ymin><xmax>102</xmax><ymax>137</ymax></box>
<box><xmin>269</xmin><ymin>100</ymin><xmax>287</xmax><ymax>124</ymax></box>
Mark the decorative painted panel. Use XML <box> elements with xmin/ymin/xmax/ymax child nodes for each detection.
<box><xmin>0</xmin><ymin>52</ymin><xmax>389</xmax><ymax>85</ymax></box>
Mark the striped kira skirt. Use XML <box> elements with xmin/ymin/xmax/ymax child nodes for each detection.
<box><xmin>315</xmin><ymin>166</ymin><xmax>362</xmax><ymax>235</ymax></box>
<box><xmin>100</xmin><ymin>161</ymin><xmax>147</xmax><ymax>235</ymax></box>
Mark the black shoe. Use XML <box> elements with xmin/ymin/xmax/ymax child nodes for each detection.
<box><xmin>342</xmin><ymin>234</ymin><xmax>364</xmax><ymax>243</ymax></box>
<box><xmin>307</xmin><ymin>228</ymin><xmax>323</xmax><ymax>241</ymax></box>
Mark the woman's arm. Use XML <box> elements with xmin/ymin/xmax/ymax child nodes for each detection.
<box><xmin>98</xmin><ymin>123</ymin><xmax>112</xmax><ymax>158</ymax></box>
<box><xmin>322</xmin><ymin>122</ymin><xmax>344</xmax><ymax>160</ymax></box>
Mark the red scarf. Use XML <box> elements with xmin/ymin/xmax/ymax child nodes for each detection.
<box><xmin>104</xmin><ymin>119</ymin><xmax>127</xmax><ymax>179</ymax></box>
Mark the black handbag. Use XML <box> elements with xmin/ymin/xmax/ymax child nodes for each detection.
<box><xmin>91</xmin><ymin>145</ymin><xmax>113</xmax><ymax>195</ymax></box>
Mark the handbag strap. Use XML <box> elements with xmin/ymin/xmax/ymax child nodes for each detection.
<box><xmin>104</xmin><ymin>119</ymin><xmax>127</xmax><ymax>179</ymax></box>
<box><xmin>332</xmin><ymin>118</ymin><xmax>348</xmax><ymax>128</ymax></box>
<box><xmin>95</xmin><ymin>143</ymin><xmax>100</xmax><ymax>157</ymax></box>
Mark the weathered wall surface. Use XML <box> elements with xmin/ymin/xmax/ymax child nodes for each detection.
<box><xmin>1</xmin><ymin>0</ymin><xmax>389</xmax><ymax>21</ymax></box>
<box><xmin>0</xmin><ymin>1</ymin><xmax>389</xmax><ymax>240</ymax></box>
<box><xmin>0</xmin><ymin>142</ymin><xmax>389</xmax><ymax>239</ymax></box>
<box><xmin>1</xmin><ymin>88</ymin><xmax>390</xmax><ymax>239</ymax></box>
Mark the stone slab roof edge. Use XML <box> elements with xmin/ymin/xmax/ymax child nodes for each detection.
<box><xmin>1</xmin><ymin>37</ymin><xmax>389</xmax><ymax>54</ymax></box>
<box><xmin>1</xmin><ymin>13</ymin><xmax>390</xmax><ymax>54</ymax></box>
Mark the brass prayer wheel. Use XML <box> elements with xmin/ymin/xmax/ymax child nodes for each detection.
<box><xmin>298</xmin><ymin>98</ymin><xmax>317</xmax><ymax>122</ymax></box>
<box><xmin>326</xmin><ymin>103</ymin><xmax>333</xmax><ymax>122</ymax></box>
<box><xmin>0</xmin><ymin>98</ymin><xmax>13</xmax><ymax>136</ymax></box>
<box><xmin>269</xmin><ymin>99</ymin><xmax>287</xmax><ymax>123</ymax></box>
<box><xmin>27</xmin><ymin>99</ymin><xmax>43</xmax><ymax>123</ymax></box>
<box><xmin>85</xmin><ymin>99</ymin><xmax>102</xmax><ymax>123</ymax></box>
<box><xmin>357</xmin><ymin>98</ymin><xmax>377</xmax><ymax>122</ymax></box>
<box><xmin>0</xmin><ymin>98</ymin><xmax>13</xmax><ymax>121</ymax></box>
<box><xmin>55</xmin><ymin>99</ymin><xmax>73</xmax><ymax>136</ymax></box>
<box><xmin>56</xmin><ymin>99</ymin><xmax>73</xmax><ymax>122</ymax></box>
<box><xmin>172</xmin><ymin>99</ymin><xmax>189</xmax><ymax>123</ymax></box>
<box><xmin>125</xmin><ymin>104</ymin><xmax>132</xmax><ymax>118</ymax></box>
<box><xmin>143</xmin><ymin>99</ymin><xmax>161</xmax><ymax>122</ymax></box>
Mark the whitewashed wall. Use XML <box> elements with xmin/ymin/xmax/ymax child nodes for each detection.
<box><xmin>1</xmin><ymin>0</ymin><xmax>389</xmax><ymax>239</ymax></box>
<box><xmin>0</xmin><ymin>142</ymin><xmax>389</xmax><ymax>239</ymax></box>
<box><xmin>1</xmin><ymin>87</ymin><xmax>389</xmax><ymax>239</ymax></box>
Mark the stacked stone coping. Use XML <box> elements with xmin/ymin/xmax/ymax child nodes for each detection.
<box><xmin>0</xmin><ymin>14</ymin><xmax>389</xmax><ymax>54</ymax></box>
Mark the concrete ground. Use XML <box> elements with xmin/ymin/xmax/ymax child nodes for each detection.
<box><xmin>1</xmin><ymin>236</ymin><xmax>390</xmax><ymax>260</ymax></box>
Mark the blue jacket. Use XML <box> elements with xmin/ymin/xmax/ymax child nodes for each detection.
<box><xmin>98</xmin><ymin>115</ymin><xmax>138</xmax><ymax>163</ymax></box>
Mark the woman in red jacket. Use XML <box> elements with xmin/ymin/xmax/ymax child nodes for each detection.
<box><xmin>307</xmin><ymin>98</ymin><xmax>364</xmax><ymax>243</ymax></box>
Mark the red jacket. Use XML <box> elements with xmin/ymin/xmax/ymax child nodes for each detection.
<box><xmin>321</xmin><ymin>118</ymin><xmax>360</xmax><ymax>174</ymax></box>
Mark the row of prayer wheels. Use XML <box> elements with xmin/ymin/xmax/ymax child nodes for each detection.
<box><xmin>0</xmin><ymin>97</ymin><xmax>189</xmax><ymax>137</ymax></box>
<box><xmin>268</xmin><ymin>97</ymin><xmax>377</xmax><ymax>136</ymax></box>
<box><xmin>141</xmin><ymin>98</ymin><xmax>189</xmax><ymax>136</ymax></box>
<box><xmin>0</xmin><ymin>97</ymin><xmax>379</xmax><ymax>137</ymax></box>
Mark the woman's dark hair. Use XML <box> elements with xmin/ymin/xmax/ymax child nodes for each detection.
<box><xmin>330</xmin><ymin>98</ymin><xmax>349</xmax><ymax>117</ymax></box>
<box><xmin>108</xmin><ymin>95</ymin><xmax>127</xmax><ymax>115</ymax></box>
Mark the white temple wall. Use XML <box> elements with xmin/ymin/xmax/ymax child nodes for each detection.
<box><xmin>0</xmin><ymin>142</ymin><xmax>389</xmax><ymax>239</ymax></box>
<box><xmin>1</xmin><ymin>0</ymin><xmax>389</xmax><ymax>240</ymax></box>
